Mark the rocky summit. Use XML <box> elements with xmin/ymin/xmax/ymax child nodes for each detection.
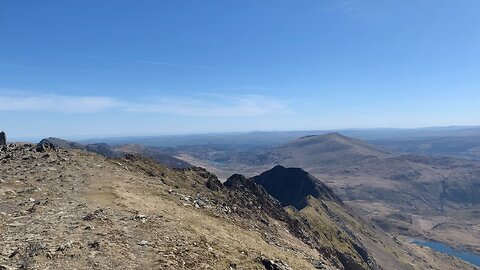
<box><xmin>253</xmin><ymin>165</ymin><xmax>341</xmax><ymax>209</ymax></box>
<box><xmin>0</xmin><ymin>141</ymin><xmax>475</xmax><ymax>269</ymax></box>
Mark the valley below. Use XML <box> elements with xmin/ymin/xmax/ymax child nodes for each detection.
<box><xmin>409</xmin><ymin>238</ymin><xmax>480</xmax><ymax>267</ymax></box>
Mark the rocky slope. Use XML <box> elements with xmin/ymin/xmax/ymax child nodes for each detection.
<box><xmin>0</xmin><ymin>142</ymin><xmax>472</xmax><ymax>269</ymax></box>
<box><xmin>112</xmin><ymin>144</ymin><xmax>192</xmax><ymax>169</ymax></box>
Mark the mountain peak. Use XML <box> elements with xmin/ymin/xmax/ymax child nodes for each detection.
<box><xmin>278</xmin><ymin>132</ymin><xmax>390</xmax><ymax>161</ymax></box>
<box><xmin>223</xmin><ymin>174</ymin><xmax>252</xmax><ymax>189</ymax></box>
<box><xmin>295</xmin><ymin>132</ymin><xmax>357</xmax><ymax>143</ymax></box>
<box><xmin>253</xmin><ymin>166</ymin><xmax>341</xmax><ymax>210</ymax></box>
<box><xmin>323</xmin><ymin>132</ymin><xmax>348</xmax><ymax>139</ymax></box>
<box><xmin>38</xmin><ymin>137</ymin><xmax>86</xmax><ymax>150</ymax></box>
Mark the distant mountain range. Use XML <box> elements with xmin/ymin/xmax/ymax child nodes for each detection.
<box><xmin>79</xmin><ymin>125</ymin><xmax>480</xmax><ymax>161</ymax></box>
<box><xmin>371</xmin><ymin>135</ymin><xmax>480</xmax><ymax>160</ymax></box>
<box><xmin>79</xmin><ymin>125</ymin><xmax>480</xmax><ymax>147</ymax></box>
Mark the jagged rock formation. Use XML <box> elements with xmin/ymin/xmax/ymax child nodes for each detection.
<box><xmin>223</xmin><ymin>174</ymin><xmax>294</xmax><ymax>224</ymax></box>
<box><xmin>37</xmin><ymin>137</ymin><xmax>85</xmax><ymax>150</ymax></box>
<box><xmin>0</xmin><ymin>143</ymin><xmax>474</xmax><ymax>269</ymax></box>
<box><xmin>253</xmin><ymin>165</ymin><xmax>341</xmax><ymax>209</ymax></box>
<box><xmin>35</xmin><ymin>139</ymin><xmax>56</xmax><ymax>152</ymax></box>
<box><xmin>259</xmin><ymin>257</ymin><xmax>293</xmax><ymax>270</ymax></box>
<box><xmin>222</xmin><ymin>174</ymin><xmax>375</xmax><ymax>269</ymax></box>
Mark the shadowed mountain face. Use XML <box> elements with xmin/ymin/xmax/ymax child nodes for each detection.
<box><xmin>223</xmin><ymin>174</ymin><xmax>297</xmax><ymax>224</ymax></box>
<box><xmin>253</xmin><ymin>165</ymin><xmax>341</xmax><ymax>209</ymax></box>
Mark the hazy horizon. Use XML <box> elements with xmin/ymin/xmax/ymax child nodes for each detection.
<box><xmin>6</xmin><ymin>124</ymin><xmax>480</xmax><ymax>143</ymax></box>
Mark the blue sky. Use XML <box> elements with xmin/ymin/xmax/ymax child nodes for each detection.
<box><xmin>1</xmin><ymin>0</ymin><xmax>480</xmax><ymax>139</ymax></box>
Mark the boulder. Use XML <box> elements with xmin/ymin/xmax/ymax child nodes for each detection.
<box><xmin>259</xmin><ymin>257</ymin><xmax>293</xmax><ymax>270</ymax></box>
<box><xmin>206</xmin><ymin>177</ymin><xmax>223</xmax><ymax>191</ymax></box>
<box><xmin>36</xmin><ymin>139</ymin><xmax>56</xmax><ymax>152</ymax></box>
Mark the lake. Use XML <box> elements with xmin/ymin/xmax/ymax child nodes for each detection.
<box><xmin>412</xmin><ymin>239</ymin><xmax>480</xmax><ymax>267</ymax></box>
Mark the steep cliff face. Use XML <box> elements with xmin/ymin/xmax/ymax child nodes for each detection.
<box><xmin>223</xmin><ymin>173</ymin><xmax>376</xmax><ymax>270</ymax></box>
<box><xmin>250</xmin><ymin>166</ymin><xmax>383</xmax><ymax>269</ymax></box>
<box><xmin>253</xmin><ymin>165</ymin><xmax>341</xmax><ymax>209</ymax></box>
<box><xmin>224</xmin><ymin>174</ymin><xmax>288</xmax><ymax>220</ymax></box>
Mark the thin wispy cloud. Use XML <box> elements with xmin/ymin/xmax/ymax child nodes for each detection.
<box><xmin>56</xmin><ymin>52</ymin><xmax>237</xmax><ymax>70</ymax></box>
<box><xmin>125</xmin><ymin>95</ymin><xmax>288</xmax><ymax>116</ymax></box>
<box><xmin>0</xmin><ymin>91</ymin><xmax>287</xmax><ymax>117</ymax></box>
<box><xmin>0</xmin><ymin>62</ymin><xmax>111</xmax><ymax>74</ymax></box>
<box><xmin>320</xmin><ymin>0</ymin><xmax>383</xmax><ymax>21</ymax></box>
<box><xmin>321</xmin><ymin>0</ymin><xmax>355</xmax><ymax>14</ymax></box>
<box><xmin>0</xmin><ymin>92</ymin><xmax>118</xmax><ymax>113</ymax></box>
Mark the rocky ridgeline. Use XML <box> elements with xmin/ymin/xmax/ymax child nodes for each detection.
<box><xmin>33</xmin><ymin>137</ymin><xmax>192</xmax><ymax>169</ymax></box>
<box><xmin>0</xmin><ymin>142</ymin><xmax>327</xmax><ymax>269</ymax></box>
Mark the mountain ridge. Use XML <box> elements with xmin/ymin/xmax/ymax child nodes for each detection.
<box><xmin>36</xmin><ymin>137</ymin><xmax>192</xmax><ymax>169</ymax></box>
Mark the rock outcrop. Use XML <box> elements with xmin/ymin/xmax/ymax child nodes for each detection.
<box><xmin>253</xmin><ymin>165</ymin><xmax>341</xmax><ymax>209</ymax></box>
<box><xmin>0</xmin><ymin>131</ymin><xmax>6</xmax><ymax>151</ymax></box>
<box><xmin>0</xmin><ymin>131</ymin><xmax>6</xmax><ymax>146</ymax></box>
<box><xmin>35</xmin><ymin>139</ymin><xmax>56</xmax><ymax>152</ymax></box>
<box><xmin>259</xmin><ymin>257</ymin><xmax>293</xmax><ymax>270</ymax></box>
<box><xmin>223</xmin><ymin>174</ymin><xmax>289</xmax><ymax>221</ymax></box>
